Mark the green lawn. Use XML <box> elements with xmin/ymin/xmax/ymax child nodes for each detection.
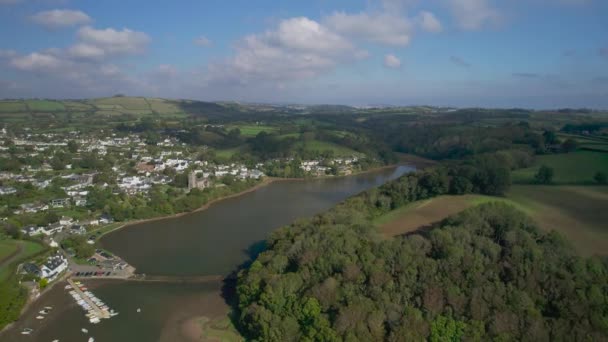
<box><xmin>215</xmin><ymin>147</ymin><xmax>242</xmax><ymax>159</ymax></box>
<box><xmin>512</xmin><ymin>150</ymin><xmax>608</xmax><ymax>184</ymax></box>
<box><xmin>229</xmin><ymin>124</ymin><xmax>277</xmax><ymax>137</ymax></box>
<box><xmin>0</xmin><ymin>240</ymin><xmax>19</xmax><ymax>264</ymax></box>
<box><xmin>0</xmin><ymin>239</ymin><xmax>46</xmax><ymax>282</ymax></box>
<box><xmin>299</xmin><ymin>140</ymin><xmax>361</xmax><ymax>157</ymax></box>
<box><xmin>25</xmin><ymin>100</ymin><xmax>65</xmax><ymax>111</ymax></box>
<box><xmin>0</xmin><ymin>101</ymin><xmax>27</xmax><ymax>112</ymax></box>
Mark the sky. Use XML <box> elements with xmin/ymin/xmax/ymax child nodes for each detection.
<box><xmin>0</xmin><ymin>0</ymin><xmax>607</xmax><ymax>108</ymax></box>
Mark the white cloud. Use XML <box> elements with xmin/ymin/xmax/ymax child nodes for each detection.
<box><xmin>194</xmin><ymin>36</ymin><xmax>212</xmax><ymax>47</ymax></box>
<box><xmin>206</xmin><ymin>17</ymin><xmax>361</xmax><ymax>86</ymax></box>
<box><xmin>76</xmin><ymin>26</ymin><xmax>150</xmax><ymax>57</ymax></box>
<box><xmin>10</xmin><ymin>52</ymin><xmax>66</xmax><ymax>71</ymax></box>
<box><xmin>447</xmin><ymin>0</ymin><xmax>500</xmax><ymax>30</ymax></box>
<box><xmin>384</xmin><ymin>54</ymin><xmax>401</xmax><ymax>68</ymax></box>
<box><xmin>30</xmin><ymin>9</ymin><xmax>91</xmax><ymax>28</ymax></box>
<box><xmin>417</xmin><ymin>11</ymin><xmax>442</xmax><ymax>33</ymax></box>
<box><xmin>325</xmin><ymin>12</ymin><xmax>412</xmax><ymax>46</ymax></box>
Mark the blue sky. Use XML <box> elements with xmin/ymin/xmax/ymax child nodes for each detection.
<box><xmin>0</xmin><ymin>0</ymin><xmax>607</xmax><ymax>108</ymax></box>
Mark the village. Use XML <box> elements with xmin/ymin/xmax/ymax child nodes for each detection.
<box><xmin>0</xmin><ymin>125</ymin><xmax>366</xmax><ymax>302</ymax></box>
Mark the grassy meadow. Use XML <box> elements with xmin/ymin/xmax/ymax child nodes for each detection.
<box><xmin>0</xmin><ymin>239</ymin><xmax>46</xmax><ymax>282</ymax></box>
<box><xmin>512</xmin><ymin>150</ymin><xmax>608</xmax><ymax>184</ymax></box>
<box><xmin>227</xmin><ymin>124</ymin><xmax>278</xmax><ymax>137</ymax></box>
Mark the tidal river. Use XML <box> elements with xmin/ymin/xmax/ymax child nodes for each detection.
<box><xmin>1</xmin><ymin>165</ymin><xmax>414</xmax><ymax>342</ymax></box>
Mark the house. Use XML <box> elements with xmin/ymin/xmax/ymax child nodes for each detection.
<box><xmin>42</xmin><ymin>223</ymin><xmax>64</xmax><ymax>236</ymax></box>
<box><xmin>0</xmin><ymin>186</ymin><xmax>16</xmax><ymax>195</ymax></box>
<box><xmin>99</xmin><ymin>214</ymin><xmax>113</xmax><ymax>224</ymax></box>
<box><xmin>21</xmin><ymin>263</ymin><xmax>41</xmax><ymax>277</ymax></box>
<box><xmin>21</xmin><ymin>225</ymin><xmax>44</xmax><ymax>236</ymax></box>
<box><xmin>41</xmin><ymin>254</ymin><xmax>68</xmax><ymax>281</ymax></box>
<box><xmin>59</xmin><ymin>216</ymin><xmax>74</xmax><ymax>225</ymax></box>
<box><xmin>17</xmin><ymin>203</ymin><xmax>49</xmax><ymax>214</ymax></box>
<box><xmin>81</xmin><ymin>219</ymin><xmax>99</xmax><ymax>226</ymax></box>
<box><xmin>73</xmin><ymin>196</ymin><xmax>87</xmax><ymax>207</ymax></box>
<box><xmin>51</xmin><ymin>198</ymin><xmax>70</xmax><ymax>208</ymax></box>
<box><xmin>69</xmin><ymin>225</ymin><xmax>87</xmax><ymax>235</ymax></box>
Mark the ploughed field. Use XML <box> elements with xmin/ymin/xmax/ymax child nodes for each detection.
<box><xmin>376</xmin><ymin>185</ymin><xmax>608</xmax><ymax>256</ymax></box>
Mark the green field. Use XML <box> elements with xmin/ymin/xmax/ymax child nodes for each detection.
<box><xmin>299</xmin><ymin>139</ymin><xmax>361</xmax><ymax>157</ymax></box>
<box><xmin>512</xmin><ymin>150</ymin><xmax>608</xmax><ymax>184</ymax></box>
<box><xmin>215</xmin><ymin>147</ymin><xmax>242</xmax><ymax>159</ymax></box>
<box><xmin>25</xmin><ymin>100</ymin><xmax>65</xmax><ymax>111</ymax></box>
<box><xmin>228</xmin><ymin>124</ymin><xmax>277</xmax><ymax>137</ymax></box>
<box><xmin>0</xmin><ymin>101</ymin><xmax>27</xmax><ymax>112</ymax></box>
<box><xmin>0</xmin><ymin>239</ymin><xmax>46</xmax><ymax>282</ymax></box>
<box><xmin>0</xmin><ymin>240</ymin><xmax>19</xmax><ymax>263</ymax></box>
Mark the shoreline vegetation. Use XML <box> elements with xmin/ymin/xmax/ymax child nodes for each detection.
<box><xmin>94</xmin><ymin>161</ymin><xmax>424</xmax><ymax>242</ymax></box>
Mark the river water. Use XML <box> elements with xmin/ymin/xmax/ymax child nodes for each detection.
<box><xmin>0</xmin><ymin>166</ymin><xmax>413</xmax><ymax>342</ymax></box>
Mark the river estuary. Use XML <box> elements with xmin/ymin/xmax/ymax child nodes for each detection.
<box><xmin>1</xmin><ymin>165</ymin><xmax>413</xmax><ymax>342</ymax></box>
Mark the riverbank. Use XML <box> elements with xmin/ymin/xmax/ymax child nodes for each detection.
<box><xmin>94</xmin><ymin>163</ymin><xmax>413</xmax><ymax>241</ymax></box>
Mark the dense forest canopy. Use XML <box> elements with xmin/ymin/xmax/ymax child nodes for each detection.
<box><xmin>237</xmin><ymin>201</ymin><xmax>608</xmax><ymax>341</ymax></box>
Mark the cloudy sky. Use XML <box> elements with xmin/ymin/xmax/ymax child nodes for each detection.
<box><xmin>0</xmin><ymin>0</ymin><xmax>607</xmax><ymax>108</ymax></box>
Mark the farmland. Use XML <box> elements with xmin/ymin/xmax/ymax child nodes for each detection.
<box><xmin>298</xmin><ymin>139</ymin><xmax>361</xmax><ymax>157</ymax></box>
<box><xmin>376</xmin><ymin>185</ymin><xmax>608</xmax><ymax>256</ymax></box>
<box><xmin>512</xmin><ymin>150</ymin><xmax>608</xmax><ymax>184</ymax></box>
<box><xmin>226</xmin><ymin>124</ymin><xmax>277</xmax><ymax>137</ymax></box>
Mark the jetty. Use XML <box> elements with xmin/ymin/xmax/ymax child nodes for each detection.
<box><xmin>66</xmin><ymin>279</ymin><xmax>117</xmax><ymax>322</ymax></box>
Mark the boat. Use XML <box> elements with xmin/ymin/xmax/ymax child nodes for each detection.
<box><xmin>88</xmin><ymin>337</ymin><xmax>95</xmax><ymax>342</ymax></box>
<box><xmin>21</xmin><ymin>328</ymin><xmax>33</xmax><ymax>335</ymax></box>
<box><xmin>36</xmin><ymin>315</ymin><xmax>44</xmax><ymax>320</ymax></box>
<box><xmin>44</xmin><ymin>306</ymin><xmax>53</xmax><ymax>310</ymax></box>
<box><xmin>89</xmin><ymin>317</ymin><xmax>101</xmax><ymax>324</ymax></box>
<box><xmin>64</xmin><ymin>285</ymin><xmax>72</xmax><ymax>289</ymax></box>
<box><xmin>81</xmin><ymin>328</ymin><xmax>88</xmax><ymax>333</ymax></box>
<box><xmin>39</xmin><ymin>309</ymin><xmax>49</xmax><ymax>315</ymax></box>
<box><xmin>137</xmin><ymin>308</ymin><xmax>141</xmax><ymax>313</ymax></box>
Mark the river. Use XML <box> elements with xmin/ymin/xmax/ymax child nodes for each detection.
<box><xmin>0</xmin><ymin>165</ymin><xmax>413</xmax><ymax>342</ymax></box>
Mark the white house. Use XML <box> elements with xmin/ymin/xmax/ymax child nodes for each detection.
<box><xmin>21</xmin><ymin>225</ymin><xmax>44</xmax><ymax>236</ymax></box>
<box><xmin>41</xmin><ymin>254</ymin><xmax>68</xmax><ymax>281</ymax></box>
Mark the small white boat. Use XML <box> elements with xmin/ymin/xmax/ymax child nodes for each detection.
<box><xmin>89</xmin><ymin>317</ymin><xmax>100</xmax><ymax>324</ymax></box>
<box><xmin>88</xmin><ymin>337</ymin><xmax>95</xmax><ymax>342</ymax></box>
<box><xmin>21</xmin><ymin>328</ymin><xmax>33</xmax><ymax>335</ymax></box>
<box><xmin>44</xmin><ymin>306</ymin><xmax>53</xmax><ymax>310</ymax></box>
<box><xmin>136</xmin><ymin>308</ymin><xmax>141</xmax><ymax>313</ymax></box>
<box><xmin>81</xmin><ymin>328</ymin><xmax>88</xmax><ymax>334</ymax></box>
<box><xmin>64</xmin><ymin>285</ymin><xmax>72</xmax><ymax>289</ymax></box>
<box><xmin>36</xmin><ymin>315</ymin><xmax>44</xmax><ymax>320</ymax></box>
<box><xmin>39</xmin><ymin>309</ymin><xmax>49</xmax><ymax>315</ymax></box>
<box><xmin>52</xmin><ymin>339</ymin><xmax>59</xmax><ymax>342</ymax></box>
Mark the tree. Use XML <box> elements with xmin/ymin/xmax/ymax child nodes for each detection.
<box><xmin>594</xmin><ymin>171</ymin><xmax>607</xmax><ymax>185</ymax></box>
<box><xmin>38</xmin><ymin>278</ymin><xmax>48</xmax><ymax>289</ymax></box>
<box><xmin>534</xmin><ymin>165</ymin><xmax>554</xmax><ymax>184</ymax></box>
<box><xmin>561</xmin><ymin>138</ymin><xmax>578</xmax><ymax>153</ymax></box>
<box><xmin>543</xmin><ymin>130</ymin><xmax>558</xmax><ymax>145</ymax></box>
<box><xmin>67</xmin><ymin>140</ymin><xmax>79</xmax><ymax>153</ymax></box>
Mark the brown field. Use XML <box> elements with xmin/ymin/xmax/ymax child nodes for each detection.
<box><xmin>376</xmin><ymin>185</ymin><xmax>608</xmax><ymax>256</ymax></box>
<box><xmin>376</xmin><ymin>195</ymin><xmax>488</xmax><ymax>237</ymax></box>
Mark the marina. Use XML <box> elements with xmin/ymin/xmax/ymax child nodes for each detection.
<box><xmin>66</xmin><ymin>279</ymin><xmax>118</xmax><ymax>324</ymax></box>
